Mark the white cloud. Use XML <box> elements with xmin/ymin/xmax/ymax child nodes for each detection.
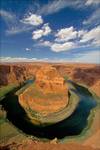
<box><xmin>35</xmin><ymin>39</ymin><xmax>76</xmax><ymax>52</ymax></box>
<box><xmin>33</xmin><ymin>25</ymin><xmax>100</xmax><ymax>52</ymax></box>
<box><xmin>0</xmin><ymin>10</ymin><xmax>15</xmax><ymax>22</ymax></box>
<box><xmin>38</xmin><ymin>40</ymin><xmax>52</xmax><ymax>47</ymax></box>
<box><xmin>55</xmin><ymin>26</ymin><xmax>77</xmax><ymax>42</ymax></box>
<box><xmin>78</xmin><ymin>30</ymin><xmax>87</xmax><ymax>38</ymax></box>
<box><xmin>85</xmin><ymin>0</ymin><xmax>100</xmax><ymax>6</ymax></box>
<box><xmin>0</xmin><ymin>10</ymin><xmax>23</xmax><ymax>35</ymax></box>
<box><xmin>25</xmin><ymin>48</ymin><xmax>31</xmax><ymax>51</ymax></box>
<box><xmin>0</xmin><ymin>57</ymin><xmax>54</xmax><ymax>63</ymax></box>
<box><xmin>0</xmin><ymin>10</ymin><xmax>43</xmax><ymax>35</ymax></box>
<box><xmin>42</xmin><ymin>23</ymin><xmax>52</xmax><ymax>35</ymax></box>
<box><xmin>0</xmin><ymin>51</ymin><xmax>99</xmax><ymax>64</ymax></box>
<box><xmin>80</xmin><ymin>26</ymin><xmax>100</xmax><ymax>46</ymax></box>
<box><xmin>21</xmin><ymin>13</ymin><xmax>43</xmax><ymax>26</ymax></box>
<box><xmin>0</xmin><ymin>57</ymin><xmax>38</xmax><ymax>62</ymax></box>
<box><xmin>52</xmin><ymin>50</ymin><xmax>100</xmax><ymax>64</ymax></box>
<box><xmin>83</xmin><ymin>9</ymin><xmax>100</xmax><ymax>26</ymax></box>
<box><xmin>32</xmin><ymin>23</ymin><xmax>51</xmax><ymax>40</ymax></box>
<box><xmin>42</xmin><ymin>41</ymin><xmax>52</xmax><ymax>47</ymax></box>
<box><xmin>37</xmin><ymin>0</ymin><xmax>85</xmax><ymax>15</ymax></box>
<box><xmin>51</xmin><ymin>42</ymin><xmax>76</xmax><ymax>52</ymax></box>
<box><xmin>33</xmin><ymin>30</ymin><xmax>44</xmax><ymax>39</ymax></box>
<box><xmin>6</xmin><ymin>26</ymin><xmax>33</xmax><ymax>35</ymax></box>
<box><xmin>74</xmin><ymin>51</ymin><xmax>100</xmax><ymax>64</ymax></box>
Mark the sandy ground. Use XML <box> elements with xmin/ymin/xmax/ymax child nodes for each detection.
<box><xmin>1</xmin><ymin>141</ymin><xmax>100</xmax><ymax>150</ymax></box>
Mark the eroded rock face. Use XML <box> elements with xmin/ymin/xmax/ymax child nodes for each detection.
<box><xmin>0</xmin><ymin>63</ymin><xmax>100</xmax><ymax>96</ymax></box>
<box><xmin>0</xmin><ymin>64</ymin><xmax>40</xmax><ymax>86</ymax></box>
<box><xmin>0</xmin><ymin>65</ymin><xmax>27</xmax><ymax>86</ymax></box>
<box><xmin>35</xmin><ymin>65</ymin><xmax>67</xmax><ymax>94</ymax></box>
<box><xmin>19</xmin><ymin>65</ymin><xmax>69</xmax><ymax>117</ymax></box>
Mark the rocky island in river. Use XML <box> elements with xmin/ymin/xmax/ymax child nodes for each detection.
<box><xmin>19</xmin><ymin>65</ymin><xmax>69</xmax><ymax>118</ymax></box>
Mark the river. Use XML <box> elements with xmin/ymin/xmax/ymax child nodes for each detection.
<box><xmin>0</xmin><ymin>80</ymin><xmax>97</xmax><ymax>139</ymax></box>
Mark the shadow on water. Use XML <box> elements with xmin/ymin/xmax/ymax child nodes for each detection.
<box><xmin>0</xmin><ymin>81</ymin><xmax>97</xmax><ymax>139</ymax></box>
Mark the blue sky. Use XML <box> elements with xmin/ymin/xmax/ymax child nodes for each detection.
<box><xmin>0</xmin><ymin>0</ymin><xmax>100</xmax><ymax>63</ymax></box>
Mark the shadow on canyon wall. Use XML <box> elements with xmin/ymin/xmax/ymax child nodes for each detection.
<box><xmin>0</xmin><ymin>65</ymin><xmax>40</xmax><ymax>86</ymax></box>
<box><xmin>72</xmin><ymin>66</ymin><xmax>100</xmax><ymax>86</ymax></box>
<box><xmin>0</xmin><ymin>64</ymin><xmax>100</xmax><ymax>88</ymax></box>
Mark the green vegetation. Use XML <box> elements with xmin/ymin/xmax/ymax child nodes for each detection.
<box><xmin>0</xmin><ymin>79</ymin><xmax>99</xmax><ymax>144</ymax></box>
<box><xmin>64</xmin><ymin>75</ymin><xmax>69</xmax><ymax>81</ymax></box>
<box><xmin>0</xmin><ymin>105</ymin><xmax>7</xmax><ymax>124</ymax></box>
<box><xmin>17</xmin><ymin>80</ymin><xmax>80</xmax><ymax>126</ymax></box>
<box><xmin>60</xmin><ymin>84</ymin><xmax>100</xmax><ymax>143</ymax></box>
<box><xmin>16</xmin><ymin>84</ymin><xmax>31</xmax><ymax>95</ymax></box>
<box><xmin>0</xmin><ymin>84</ymin><xmax>18</xmax><ymax>101</ymax></box>
<box><xmin>0</xmin><ymin>121</ymin><xmax>27</xmax><ymax>145</ymax></box>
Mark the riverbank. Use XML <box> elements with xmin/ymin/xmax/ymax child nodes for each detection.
<box><xmin>0</xmin><ymin>80</ymin><xmax>99</xmax><ymax>149</ymax></box>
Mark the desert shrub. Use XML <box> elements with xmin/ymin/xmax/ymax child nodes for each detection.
<box><xmin>64</xmin><ymin>75</ymin><xmax>69</xmax><ymax>81</ymax></box>
<box><xmin>0</xmin><ymin>105</ymin><xmax>7</xmax><ymax>124</ymax></box>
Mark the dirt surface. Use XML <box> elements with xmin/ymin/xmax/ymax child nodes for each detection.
<box><xmin>0</xmin><ymin>141</ymin><xmax>99</xmax><ymax>150</ymax></box>
<box><xmin>83</xmin><ymin>106</ymin><xmax>100</xmax><ymax>149</ymax></box>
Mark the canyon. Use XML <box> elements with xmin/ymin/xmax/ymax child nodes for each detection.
<box><xmin>0</xmin><ymin>63</ymin><xmax>100</xmax><ymax>96</ymax></box>
<box><xmin>0</xmin><ymin>62</ymin><xmax>100</xmax><ymax>150</ymax></box>
<box><xmin>19</xmin><ymin>65</ymin><xmax>69</xmax><ymax>120</ymax></box>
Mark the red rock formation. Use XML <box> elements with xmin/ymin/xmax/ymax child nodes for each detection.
<box><xmin>53</xmin><ymin>64</ymin><xmax>100</xmax><ymax>96</ymax></box>
<box><xmin>0</xmin><ymin>63</ymin><xmax>100</xmax><ymax>96</ymax></box>
<box><xmin>19</xmin><ymin>65</ymin><xmax>69</xmax><ymax>116</ymax></box>
<box><xmin>0</xmin><ymin>64</ymin><xmax>40</xmax><ymax>86</ymax></box>
<box><xmin>0</xmin><ymin>65</ymin><xmax>26</xmax><ymax>86</ymax></box>
<box><xmin>35</xmin><ymin>65</ymin><xmax>67</xmax><ymax>93</ymax></box>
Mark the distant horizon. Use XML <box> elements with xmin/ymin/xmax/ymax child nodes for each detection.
<box><xmin>0</xmin><ymin>59</ymin><xmax>100</xmax><ymax>65</ymax></box>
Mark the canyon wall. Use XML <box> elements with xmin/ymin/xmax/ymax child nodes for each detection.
<box><xmin>0</xmin><ymin>63</ymin><xmax>100</xmax><ymax>96</ymax></box>
<box><xmin>0</xmin><ymin>64</ymin><xmax>41</xmax><ymax>86</ymax></box>
<box><xmin>54</xmin><ymin>64</ymin><xmax>100</xmax><ymax>96</ymax></box>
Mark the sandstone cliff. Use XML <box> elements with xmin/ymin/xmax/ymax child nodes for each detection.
<box><xmin>0</xmin><ymin>64</ymin><xmax>40</xmax><ymax>86</ymax></box>
<box><xmin>19</xmin><ymin>65</ymin><xmax>69</xmax><ymax>116</ymax></box>
<box><xmin>0</xmin><ymin>63</ymin><xmax>100</xmax><ymax>96</ymax></box>
<box><xmin>35</xmin><ymin>65</ymin><xmax>67</xmax><ymax>93</ymax></box>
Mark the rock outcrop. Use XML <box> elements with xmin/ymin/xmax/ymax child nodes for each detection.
<box><xmin>0</xmin><ymin>63</ymin><xmax>100</xmax><ymax>96</ymax></box>
<box><xmin>35</xmin><ymin>65</ymin><xmax>67</xmax><ymax>94</ymax></box>
<box><xmin>0</xmin><ymin>64</ymin><xmax>40</xmax><ymax>86</ymax></box>
<box><xmin>19</xmin><ymin>65</ymin><xmax>69</xmax><ymax>117</ymax></box>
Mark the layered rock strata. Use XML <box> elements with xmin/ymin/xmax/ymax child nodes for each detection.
<box><xmin>19</xmin><ymin>65</ymin><xmax>69</xmax><ymax>118</ymax></box>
